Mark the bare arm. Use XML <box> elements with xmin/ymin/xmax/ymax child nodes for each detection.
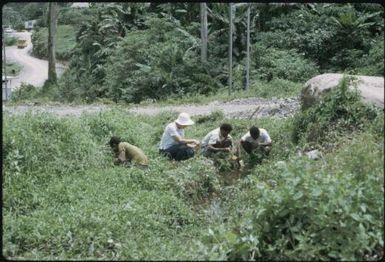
<box><xmin>207</xmin><ymin>144</ymin><xmax>231</xmax><ymax>152</ymax></box>
<box><xmin>173</xmin><ymin>135</ymin><xmax>200</xmax><ymax>145</ymax></box>
<box><xmin>118</xmin><ymin>150</ymin><xmax>128</xmax><ymax>163</ymax></box>
<box><xmin>258</xmin><ymin>141</ymin><xmax>272</xmax><ymax>147</ymax></box>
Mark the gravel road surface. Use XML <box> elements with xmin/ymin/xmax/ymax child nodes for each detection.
<box><xmin>3</xmin><ymin>97</ymin><xmax>301</xmax><ymax>119</ymax></box>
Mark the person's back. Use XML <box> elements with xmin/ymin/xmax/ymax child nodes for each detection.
<box><xmin>119</xmin><ymin>142</ymin><xmax>149</xmax><ymax>166</ymax></box>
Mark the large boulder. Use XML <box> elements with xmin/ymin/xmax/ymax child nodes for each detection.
<box><xmin>301</xmin><ymin>73</ymin><xmax>384</xmax><ymax>110</ymax></box>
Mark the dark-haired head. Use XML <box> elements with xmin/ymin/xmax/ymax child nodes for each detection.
<box><xmin>109</xmin><ymin>136</ymin><xmax>121</xmax><ymax>148</ymax></box>
<box><xmin>220</xmin><ymin>123</ymin><xmax>233</xmax><ymax>132</ymax></box>
<box><xmin>249</xmin><ymin>126</ymin><xmax>260</xmax><ymax>140</ymax></box>
<box><xmin>220</xmin><ymin>123</ymin><xmax>233</xmax><ymax>138</ymax></box>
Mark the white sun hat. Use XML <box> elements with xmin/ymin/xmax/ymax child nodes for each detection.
<box><xmin>175</xmin><ymin>112</ymin><xmax>194</xmax><ymax>126</ymax></box>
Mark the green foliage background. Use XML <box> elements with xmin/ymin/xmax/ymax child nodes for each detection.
<box><xmin>12</xmin><ymin>2</ymin><xmax>383</xmax><ymax>104</ymax></box>
<box><xmin>31</xmin><ymin>25</ymin><xmax>77</xmax><ymax>61</ymax></box>
<box><xmin>2</xmin><ymin>3</ymin><xmax>384</xmax><ymax>259</ymax></box>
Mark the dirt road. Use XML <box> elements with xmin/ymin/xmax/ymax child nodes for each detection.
<box><xmin>2</xmin><ymin>97</ymin><xmax>301</xmax><ymax>119</ymax></box>
<box><xmin>4</xmin><ymin>32</ymin><xmax>65</xmax><ymax>90</ymax></box>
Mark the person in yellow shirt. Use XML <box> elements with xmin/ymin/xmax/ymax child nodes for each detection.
<box><xmin>109</xmin><ymin>136</ymin><xmax>149</xmax><ymax>167</ymax></box>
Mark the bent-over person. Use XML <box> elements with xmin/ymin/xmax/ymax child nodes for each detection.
<box><xmin>201</xmin><ymin>123</ymin><xmax>233</xmax><ymax>157</ymax></box>
<box><xmin>109</xmin><ymin>136</ymin><xmax>149</xmax><ymax>167</ymax></box>
<box><xmin>239</xmin><ymin>126</ymin><xmax>272</xmax><ymax>163</ymax></box>
<box><xmin>159</xmin><ymin>112</ymin><xmax>200</xmax><ymax>161</ymax></box>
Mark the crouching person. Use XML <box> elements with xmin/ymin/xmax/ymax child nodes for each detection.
<box><xmin>159</xmin><ymin>112</ymin><xmax>200</xmax><ymax>161</ymax></box>
<box><xmin>201</xmin><ymin>123</ymin><xmax>233</xmax><ymax>158</ymax></box>
<box><xmin>239</xmin><ymin>126</ymin><xmax>272</xmax><ymax>163</ymax></box>
<box><xmin>109</xmin><ymin>136</ymin><xmax>149</xmax><ymax>168</ymax></box>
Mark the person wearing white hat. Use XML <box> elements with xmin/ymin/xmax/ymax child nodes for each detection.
<box><xmin>159</xmin><ymin>112</ymin><xmax>200</xmax><ymax>161</ymax></box>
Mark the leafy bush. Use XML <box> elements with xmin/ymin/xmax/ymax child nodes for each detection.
<box><xmin>103</xmin><ymin>16</ymin><xmax>223</xmax><ymax>103</ymax></box>
<box><xmin>5</xmin><ymin>62</ymin><xmax>22</xmax><ymax>76</ymax></box>
<box><xmin>257</xmin><ymin>4</ymin><xmax>384</xmax><ymax>74</ymax></box>
<box><xmin>355</xmin><ymin>35</ymin><xmax>384</xmax><ymax>76</ymax></box>
<box><xmin>202</xmin><ymin>132</ymin><xmax>383</xmax><ymax>260</ymax></box>
<box><xmin>248</xmin><ymin>78</ymin><xmax>302</xmax><ymax>98</ymax></box>
<box><xmin>252</xmin><ymin>44</ymin><xmax>319</xmax><ymax>82</ymax></box>
<box><xmin>57</xmin><ymin>7</ymin><xmax>94</xmax><ymax>28</ymax></box>
<box><xmin>31</xmin><ymin>25</ymin><xmax>77</xmax><ymax>61</ymax></box>
<box><xmin>2</xmin><ymin>112</ymin><xmax>110</xmax><ymax>178</ymax></box>
<box><xmin>292</xmin><ymin>75</ymin><xmax>381</xmax><ymax>146</ymax></box>
<box><xmin>9</xmin><ymin>83</ymin><xmax>40</xmax><ymax>101</ymax></box>
<box><xmin>5</xmin><ymin>35</ymin><xmax>17</xmax><ymax>46</ymax></box>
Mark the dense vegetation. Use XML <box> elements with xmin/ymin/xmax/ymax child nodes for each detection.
<box><xmin>4</xmin><ymin>3</ymin><xmax>383</xmax><ymax>104</ymax></box>
<box><xmin>5</xmin><ymin>62</ymin><xmax>22</xmax><ymax>77</ymax></box>
<box><xmin>58</xmin><ymin>3</ymin><xmax>383</xmax><ymax>104</ymax></box>
<box><xmin>3</xmin><ymin>78</ymin><xmax>384</xmax><ymax>260</ymax></box>
<box><xmin>31</xmin><ymin>25</ymin><xmax>77</xmax><ymax>61</ymax></box>
<box><xmin>2</xmin><ymin>3</ymin><xmax>384</xmax><ymax>260</ymax></box>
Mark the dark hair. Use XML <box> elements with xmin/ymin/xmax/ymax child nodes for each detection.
<box><xmin>220</xmin><ymin>123</ymin><xmax>233</xmax><ymax>132</ymax></box>
<box><xmin>109</xmin><ymin>136</ymin><xmax>121</xmax><ymax>148</ymax></box>
<box><xmin>249</xmin><ymin>126</ymin><xmax>260</xmax><ymax>139</ymax></box>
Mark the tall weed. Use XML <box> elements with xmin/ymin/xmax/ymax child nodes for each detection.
<box><xmin>292</xmin><ymin>75</ymin><xmax>381</xmax><ymax>147</ymax></box>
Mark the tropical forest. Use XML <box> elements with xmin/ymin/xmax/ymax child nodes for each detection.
<box><xmin>2</xmin><ymin>2</ymin><xmax>384</xmax><ymax>260</ymax></box>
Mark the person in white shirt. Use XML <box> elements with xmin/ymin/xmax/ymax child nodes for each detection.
<box><xmin>240</xmin><ymin>126</ymin><xmax>272</xmax><ymax>157</ymax></box>
<box><xmin>201</xmin><ymin>123</ymin><xmax>233</xmax><ymax>157</ymax></box>
<box><xmin>159</xmin><ymin>112</ymin><xmax>200</xmax><ymax>161</ymax></box>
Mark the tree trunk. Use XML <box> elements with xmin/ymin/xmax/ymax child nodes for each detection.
<box><xmin>245</xmin><ymin>4</ymin><xmax>250</xmax><ymax>90</ymax></box>
<box><xmin>48</xmin><ymin>2</ymin><xmax>57</xmax><ymax>84</ymax></box>
<box><xmin>200</xmin><ymin>3</ymin><xmax>208</xmax><ymax>63</ymax></box>
<box><xmin>3</xmin><ymin>27</ymin><xmax>8</xmax><ymax>100</ymax></box>
<box><xmin>228</xmin><ymin>3</ymin><xmax>233</xmax><ymax>95</ymax></box>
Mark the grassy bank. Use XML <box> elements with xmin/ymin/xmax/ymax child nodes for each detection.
<box><xmin>2</xmin><ymin>82</ymin><xmax>383</xmax><ymax>260</ymax></box>
<box><xmin>31</xmin><ymin>24</ymin><xmax>76</xmax><ymax>61</ymax></box>
<box><xmin>8</xmin><ymin>77</ymin><xmax>302</xmax><ymax>106</ymax></box>
<box><xmin>5</xmin><ymin>62</ymin><xmax>22</xmax><ymax>76</ymax></box>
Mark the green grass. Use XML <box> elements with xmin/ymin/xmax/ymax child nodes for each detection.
<box><xmin>137</xmin><ymin>78</ymin><xmax>302</xmax><ymax>106</ymax></box>
<box><xmin>31</xmin><ymin>25</ymin><xmax>76</xmax><ymax>61</ymax></box>
<box><xmin>2</xmin><ymin>96</ymin><xmax>383</xmax><ymax>260</ymax></box>
<box><xmin>4</xmin><ymin>35</ymin><xmax>18</xmax><ymax>46</ymax></box>
<box><xmin>55</xmin><ymin>25</ymin><xmax>77</xmax><ymax>59</ymax></box>
<box><xmin>7</xmin><ymin>76</ymin><xmax>302</xmax><ymax>106</ymax></box>
<box><xmin>5</xmin><ymin>62</ymin><xmax>22</xmax><ymax>76</ymax></box>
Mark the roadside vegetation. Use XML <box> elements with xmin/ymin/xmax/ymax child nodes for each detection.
<box><xmin>31</xmin><ymin>25</ymin><xmax>77</xmax><ymax>61</ymax></box>
<box><xmin>2</xmin><ymin>3</ymin><xmax>384</xmax><ymax>260</ymax></box>
<box><xmin>3</xmin><ymin>78</ymin><xmax>383</xmax><ymax>260</ymax></box>
<box><xmin>5</xmin><ymin>62</ymin><xmax>22</xmax><ymax>77</ymax></box>
<box><xmin>4</xmin><ymin>3</ymin><xmax>383</xmax><ymax>105</ymax></box>
<box><xmin>4</xmin><ymin>35</ymin><xmax>18</xmax><ymax>46</ymax></box>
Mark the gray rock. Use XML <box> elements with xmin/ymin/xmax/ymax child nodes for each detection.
<box><xmin>301</xmin><ymin>73</ymin><xmax>384</xmax><ymax>110</ymax></box>
<box><xmin>305</xmin><ymin>149</ymin><xmax>321</xmax><ymax>160</ymax></box>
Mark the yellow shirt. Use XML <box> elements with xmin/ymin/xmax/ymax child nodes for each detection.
<box><xmin>118</xmin><ymin>142</ymin><xmax>149</xmax><ymax>166</ymax></box>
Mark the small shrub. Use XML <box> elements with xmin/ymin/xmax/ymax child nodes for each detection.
<box><xmin>291</xmin><ymin>75</ymin><xmax>381</xmax><ymax>145</ymax></box>
<box><xmin>5</xmin><ymin>35</ymin><xmax>17</xmax><ymax>46</ymax></box>
<box><xmin>10</xmin><ymin>83</ymin><xmax>39</xmax><ymax>101</ymax></box>
<box><xmin>252</xmin><ymin>44</ymin><xmax>319</xmax><ymax>82</ymax></box>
